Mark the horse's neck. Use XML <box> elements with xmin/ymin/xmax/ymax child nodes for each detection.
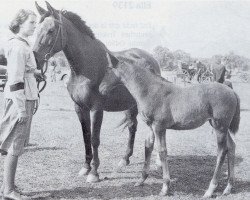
<box><xmin>63</xmin><ymin>21</ymin><xmax>107</xmax><ymax>84</ymax></box>
<box><xmin>118</xmin><ymin>66</ymin><xmax>162</xmax><ymax>100</ymax></box>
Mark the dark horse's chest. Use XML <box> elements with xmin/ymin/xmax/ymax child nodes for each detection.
<box><xmin>67</xmin><ymin>73</ymin><xmax>136</xmax><ymax>112</ymax></box>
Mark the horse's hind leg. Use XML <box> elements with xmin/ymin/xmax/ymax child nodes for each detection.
<box><xmin>204</xmin><ymin>128</ymin><xmax>228</xmax><ymax>198</ymax></box>
<box><xmin>222</xmin><ymin>132</ymin><xmax>236</xmax><ymax>195</ymax></box>
<box><xmin>118</xmin><ymin>106</ymin><xmax>138</xmax><ymax>168</ymax></box>
<box><xmin>75</xmin><ymin>103</ymin><xmax>92</xmax><ymax>177</ymax></box>
<box><xmin>135</xmin><ymin>126</ymin><xmax>155</xmax><ymax>186</ymax></box>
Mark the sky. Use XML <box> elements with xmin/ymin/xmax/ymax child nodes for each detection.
<box><xmin>0</xmin><ymin>0</ymin><xmax>250</xmax><ymax>58</ymax></box>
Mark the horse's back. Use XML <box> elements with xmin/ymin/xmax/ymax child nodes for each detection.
<box><xmin>166</xmin><ymin>82</ymin><xmax>237</xmax><ymax>130</ymax></box>
<box><xmin>200</xmin><ymin>82</ymin><xmax>237</xmax><ymax>118</ymax></box>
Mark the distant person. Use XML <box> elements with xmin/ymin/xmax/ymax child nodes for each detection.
<box><xmin>0</xmin><ymin>55</ymin><xmax>7</xmax><ymax>66</ymax></box>
<box><xmin>195</xmin><ymin>60</ymin><xmax>204</xmax><ymax>82</ymax></box>
<box><xmin>212</xmin><ymin>58</ymin><xmax>233</xmax><ymax>88</ymax></box>
<box><xmin>50</xmin><ymin>58</ymin><xmax>57</xmax><ymax>82</ymax></box>
<box><xmin>0</xmin><ymin>9</ymin><xmax>42</xmax><ymax>200</ymax></box>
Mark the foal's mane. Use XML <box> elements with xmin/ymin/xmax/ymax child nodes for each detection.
<box><xmin>117</xmin><ymin>56</ymin><xmax>172</xmax><ymax>84</ymax></box>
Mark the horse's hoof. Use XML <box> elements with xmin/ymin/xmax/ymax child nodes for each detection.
<box><xmin>222</xmin><ymin>184</ymin><xmax>232</xmax><ymax>196</ymax></box>
<box><xmin>118</xmin><ymin>159</ymin><xmax>130</xmax><ymax>168</ymax></box>
<box><xmin>86</xmin><ymin>174</ymin><xmax>100</xmax><ymax>183</ymax></box>
<box><xmin>134</xmin><ymin>181</ymin><xmax>143</xmax><ymax>187</ymax></box>
<box><xmin>78</xmin><ymin>167</ymin><xmax>91</xmax><ymax>177</ymax></box>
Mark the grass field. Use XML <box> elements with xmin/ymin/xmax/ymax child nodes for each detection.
<box><xmin>0</xmin><ymin>79</ymin><xmax>249</xmax><ymax>200</ymax></box>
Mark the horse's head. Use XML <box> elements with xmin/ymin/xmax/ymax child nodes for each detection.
<box><xmin>33</xmin><ymin>1</ymin><xmax>66</xmax><ymax>67</ymax></box>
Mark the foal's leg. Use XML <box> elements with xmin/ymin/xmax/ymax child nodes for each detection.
<box><xmin>222</xmin><ymin>132</ymin><xmax>236</xmax><ymax>195</ymax></box>
<box><xmin>153</xmin><ymin>125</ymin><xmax>171</xmax><ymax>196</ymax></box>
<box><xmin>204</xmin><ymin>129</ymin><xmax>228</xmax><ymax>198</ymax></box>
<box><xmin>118</xmin><ymin>106</ymin><xmax>138</xmax><ymax>168</ymax></box>
<box><xmin>75</xmin><ymin>104</ymin><xmax>92</xmax><ymax>177</ymax></box>
<box><xmin>135</xmin><ymin>126</ymin><xmax>155</xmax><ymax>186</ymax></box>
<box><xmin>86</xmin><ymin>110</ymin><xmax>103</xmax><ymax>183</ymax></box>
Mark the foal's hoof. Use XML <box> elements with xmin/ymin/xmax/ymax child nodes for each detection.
<box><xmin>159</xmin><ymin>190</ymin><xmax>168</xmax><ymax>196</ymax></box>
<box><xmin>203</xmin><ymin>182</ymin><xmax>217</xmax><ymax>198</ymax></box>
<box><xmin>118</xmin><ymin>159</ymin><xmax>130</xmax><ymax>168</ymax></box>
<box><xmin>134</xmin><ymin>181</ymin><xmax>143</xmax><ymax>187</ymax></box>
<box><xmin>203</xmin><ymin>191</ymin><xmax>213</xmax><ymax>198</ymax></box>
<box><xmin>78</xmin><ymin>167</ymin><xmax>91</xmax><ymax>177</ymax></box>
<box><xmin>117</xmin><ymin>159</ymin><xmax>130</xmax><ymax>172</ymax></box>
<box><xmin>86</xmin><ymin>174</ymin><xmax>100</xmax><ymax>183</ymax></box>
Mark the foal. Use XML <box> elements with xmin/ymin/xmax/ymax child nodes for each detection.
<box><xmin>109</xmin><ymin>57</ymin><xmax>240</xmax><ymax>197</ymax></box>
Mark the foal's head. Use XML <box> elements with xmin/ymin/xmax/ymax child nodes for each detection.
<box><xmin>108</xmin><ymin>54</ymin><xmax>150</xmax><ymax>80</ymax></box>
<box><xmin>33</xmin><ymin>2</ymin><xmax>66</xmax><ymax>67</ymax></box>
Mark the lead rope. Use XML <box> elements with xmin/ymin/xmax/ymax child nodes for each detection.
<box><xmin>33</xmin><ymin>54</ymin><xmax>49</xmax><ymax>115</ymax></box>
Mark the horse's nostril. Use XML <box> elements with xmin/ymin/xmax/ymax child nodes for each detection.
<box><xmin>39</xmin><ymin>35</ymin><xmax>46</xmax><ymax>45</ymax></box>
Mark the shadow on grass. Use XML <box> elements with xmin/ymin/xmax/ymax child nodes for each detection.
<box><xmin>27</xmin><ymin>155</ymin><xmax>249</xmax><ymax>200</ymax></box>
<box><xmin>151</xmin><ymin>155</ymin><xmax>247</xmax><ymax>196</ymax></box>
<box><xmin>25</xmin><ymin>146</ymin><xmax>65</xmax><ymax>153</ymax></box>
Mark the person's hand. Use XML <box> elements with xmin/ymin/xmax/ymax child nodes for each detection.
<box><xmin>18</xmin><ymin>112</ymin><xmax>28</xmax><ymax>123</ymax></box>
<box><xmin>34</xmin><ymin>71</ymin><xmax>46</xmax><ymax>82</ymax></box>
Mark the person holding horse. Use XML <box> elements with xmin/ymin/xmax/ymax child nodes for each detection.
<box><xmin>0</xmin><ymin>9</ymin><xmax>41</xmax><ymax>200</ymax></box>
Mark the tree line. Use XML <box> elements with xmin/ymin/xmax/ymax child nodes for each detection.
<box><xmin>153</xmin><ymin>46</ymin><xmax>250</xmax><ymax>72</ymax></box>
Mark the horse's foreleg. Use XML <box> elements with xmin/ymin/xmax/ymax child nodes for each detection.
<box><xmin>74</xmin><ymin>104</ymin><xmax>92</xmax><ymax>177</ymax></box>
<box><xmin>86</xmin><ymin>110</ymin><xmax>103</xmax><ymax>183</ymax></box>
<box><xmin>222</xmin><ymin>132</ymin><xmax>235</xmax><ymax>195</ymax></box>
<box><xmin>118</xmin><ymin>107</ymin><xmax>138</xmax><ymax>168</ymax></box>
<box><xmin>204</xmin><ymin>129</ymin><xmax>228</xmax><ymax>198</ymax></box>
<box><xmin>135</xmin><ymin>127</ymin><xmax>155</xmax><ymax>187</ymax></box>
<box><xmin>154</xmin><ymin>125</ymin><xmax>170</xmax><ymax>196</ymax></box>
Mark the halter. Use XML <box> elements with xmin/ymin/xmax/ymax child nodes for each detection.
<box><xmin>34</xmin><ymin>12</ymin><xmax>67</xmax><ymax>114</ymax></box>
<box><xmin>36</xmin><ymin>12</ymin><xmax>66</xmax><ymax>91</ymax></box>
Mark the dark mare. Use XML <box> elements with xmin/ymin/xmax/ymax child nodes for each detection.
<box><xmin>109</xmin><ymin>57</ymin><xmax>240</xmax><ymax>197</ymax></box>
<box><xmin>33</xmin><ymin>2</ymin><xmax>161</xmax><ymax>183</ymax></box>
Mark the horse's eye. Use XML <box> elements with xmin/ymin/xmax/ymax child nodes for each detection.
<box><xmin>48</xmin><ymin>29</ymin><xmax>54</xmax><ymax>34</ymax></box>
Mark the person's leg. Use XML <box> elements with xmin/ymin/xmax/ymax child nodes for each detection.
<box><xmin>24</xmin><ymin>100</ymin><xmax>35</xmax><ymax>147</ymax></box>
<box><xmin>3</xmin><ymin>153</ymin><xmax>22</xmax><ymax>199</ymax></box>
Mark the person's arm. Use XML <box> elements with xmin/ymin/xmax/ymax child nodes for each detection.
<box><xmin>7</xmin><ymin>46</ymin><xmax>27</xmax><ymax>117</ymax></box>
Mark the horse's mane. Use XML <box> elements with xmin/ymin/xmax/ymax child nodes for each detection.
<box><xmin>62</xmin><ymin>11</ymin><xmax>96</xmax><ymax>39</ymax></box>
<box><xmin>39</xmin><ymin>10</ymin><xmax>95</xmax><ymax>39</ymax></box>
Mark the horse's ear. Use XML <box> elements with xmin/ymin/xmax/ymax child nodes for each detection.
<box><xmin>45</xmin><ymin>1</ymin><xmax>59</xmax><ymax>18</ymax></box>
<box><xmin>35</xmin><ymin>1</ymin><xmax>47</xmax><ymax>16</ymax></box>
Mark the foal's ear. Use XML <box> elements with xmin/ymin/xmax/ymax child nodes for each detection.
<box><xmin>106</xmin><ymin>53</ymin><xmax>119</xmax><ymax>69</ymax></box>
<box><xmin>45</xmin><ymin>1</ymin><xmax>59</xmax><ymax>18</ymax></box>
<box><xmin>35</xmin><ymin>1</ymin><xmax>47</xmax><ymax>15</ymax></box>
<box><xmin>108</xmin><ymin>53</ymin><xmax>119</xmax><ymax>69</ymax></box>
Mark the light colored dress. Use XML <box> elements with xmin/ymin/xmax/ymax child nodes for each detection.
<box><xmin>0</xmin><ymin>36</ymin><xmax>39</xmax><ymax>156</ymax></box>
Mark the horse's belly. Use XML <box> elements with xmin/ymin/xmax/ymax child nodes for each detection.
<box><xmin>101</xmin><ymin>85</ymin><xmax>136</xmax><ymax>112</ymax></box>
<box><xmin>171</xmin><ymin>110</ymin><xmax>209</xmax><ymax>130</ymax></box>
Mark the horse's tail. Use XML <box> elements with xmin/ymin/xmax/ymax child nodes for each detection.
<box><xmin>229</xmin><ymin>92</ymin><xmax>240</xmax><ymax>135</ymax></box>
<box><xmin>116</xmin><ymin>115</ymin><xmax>130</xmax><ymax>132</ymax></box>
<box><xmin>116</xmin><ymin>107</ymin><xmax>138</xmax><ymax>132</ymax></box>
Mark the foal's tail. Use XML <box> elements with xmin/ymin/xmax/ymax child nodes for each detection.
<box><xmin>229</xmin><ymin>92</ymin><xmax>240</xmax><ymax>134</ymax></box>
